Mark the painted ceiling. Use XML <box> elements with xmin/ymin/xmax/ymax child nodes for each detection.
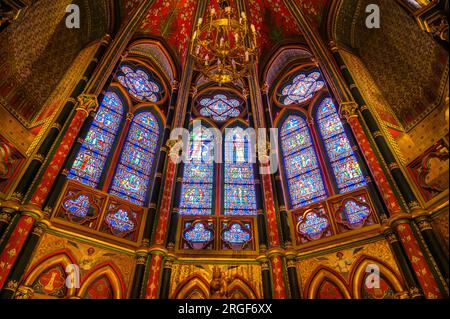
<box><xmin>129</xmin><ymin>0</ymin><xmax>329</xmax><ymax>67</ymax></box>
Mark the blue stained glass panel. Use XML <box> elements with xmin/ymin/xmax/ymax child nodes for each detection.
<box><xmin>281</xmin><ymin>129</ymin><xmax>312</xmax><ymax>156</ymax></box>
<box><xmin>68</xmin><ymin>147</ymin><xmax>105</xmax><ymax>187</ymax></box>
<box><xmin>323</xmin><ymin>134</ymin><xmax>353</xmax><ymax>161</ymax></box>
<box><xmin>224</xmin><ymin>184</ymin><xmax>257</xmax><ymax>215</ymax></box>
<box><xmin>343</xmin><ymin>201</ymin><xmax>371</xmax><ymax>227</ymax></box>
<box><xmin>84</xmin><ymin>127</ymin><xmax>115</xmax><ymax>155</ymax></box>
<box><xmin>280</xmin><ymin>115</ymin><xmax>327</xmax><ymax>208</ymax></box>
<box><xmin>280</xmin><ymin>71</ymin><xmax>325</xmax><ymax>105</ymax></box>
<box><xmin>318</xmin><ymin>114</ymin><xmax>344</xmax><ymax>139</ymax></box>
<box><xmin>183</xmin><ymin>163</ymin><xmax>214</xmax><ymax>182</ymax></box>
<box><xmin>331</xmin><ymin>157</ymin><xmax>365</xmax><ymax>188</ymax></box>
<box><xmin>110</xmin><ymin>112</ymin><xmax>160</xmax><ymax>205</ymax></box>
<box><xmin>63</xmin><ymin>195</ymin><xmax>90</xmax><ymax>219</ymax></box>
<box><xmin>120</xmin><ymin>143</ymin><xmax>153</xmax><ymax>175</ymax></box>
<box><xmin>298</xmin><ymin>212</ymin><xmax>329</xmax><ymax>239</ymax></box>
<box><xmin>288</xmin><ymin>169</ymin><xmax>327</xmax><ymax>208</ymax></box>
<box><xmin>68</xmin><ymin>92</ymin><xmax>123</xmax><ymax>187</ymax></box>
<box><xmin>285</xmin><ymin>147</ymin><xmax>319</xmax><ymax>177</ymax></box>
<box><xmin>118</xmin><ymin>66</ymin><xmax>161</xmax><ymax>102</ymax></box>
<box><xmin>223</xmin><ymin>223</ymin><xmax>251</xmax><ymax>244</ymax></box>
<box><xmin>199</xmin><ymin>94</ymin><xmax>242</xmax><ymax>122</ymax></box>
<box><xmin>179</xmin><ymin>125</ymin><xmax>215</xmax><ymax>216</ymax></box>
<box><xmin>281</xmin><ymin>115</ymin><xmax>308</xmax><ymax>137</ymax></box>
<box><xmin>225</xmin><ymin>163</ymin><xmax>254</xmax><ymax>181</ymax></box>
<box><xmin>224</xmin><ymin>128</ymin><xmax>257</xmax><ymax>216</ymax></box>
<box><xmin>179</xmin><ymin>183</ymin><xmax>214</xmax><ymax>215</ymax></box>
<box><xmin>95</xmin><ymin>108</ymin><xmax>122</xmax><ymax>132</ymax></box>
<box><xmin>105</xmin><ymin>208</ymin><xmax>136</xmax><ymax>235</ymax></box>
<box><xmin>184</xmin><ymin>222</ymin><xmax>213</xmax><ymax>243</ymax></box>
<box><xmin>317</xmin><ymin>98</ymin><xmax>366</xmax><ymax>193</ymax></box>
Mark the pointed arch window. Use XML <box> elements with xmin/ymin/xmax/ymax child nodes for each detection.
<box><xmin>316</xmin><ymin>98</ymin><xmax>366</xmax><ymax>193</ymax></box>
<box><xmin>68</xmin><ymin>92</ymin><xmax>123</xmax><ymax>187</ymax></box>
<box><xmin>280</xmin><ymin>115</ymin><xmax>327</xmax><ymax>208</ymax></box>
<box><xmin>110</xmin><ymin>111</ymin><xmax>161</xmax><ymax>205</ymax></box>
<box><xmin>223</xmin><ymin>127</ymin><xmax>257</xmax><ymax>216</ymax></box>
<box><xmin>179</xmin><ymin>125</ymin><xmax>215</xmax><ymax>216</ymax></box>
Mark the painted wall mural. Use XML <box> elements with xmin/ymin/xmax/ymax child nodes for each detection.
<box><xmin>169</xmin><ymin>263</ymin><xmax>262</xmax><ymax>299</ymax></box>
<box><xmin>247</xmin><ymin>0</ymin><xmax>302</xmax><ymax>60</ymax></box>
<box><xmin>294</xmin><ymin>0</ymin><xmax>328</xmax><ymax>29</ymax></box>
<box><xmin>0</xmin><ymin>137</ymin><xmax>26</xmax><ymax>194</ymax></box>
<box><xmin>296</xmin><ymin>240</ymin><xmax>406</xmax><ymax>299</ymax></box>
<box><xmin>139</xmin><ymin>0</ymin><xmax>198</xmax><ymax>65</ymax></box>
<box><xmin>20</xmin><ymin>233</ymin><xmax>136</xmax><ymax>299</ymax></box>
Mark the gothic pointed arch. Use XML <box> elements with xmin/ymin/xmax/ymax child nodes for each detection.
<box><xmin>171</xmin><ymin>275</ymin><xmax>210</xmax><ymax>299</ymax></box>
<box><xmin>23</xmin><ymin>250</ymin><xmax>78</xmax><ymax>298</ymax></box>
<box><xmin>78</xmin><ymin>262</ymin><xmax>125</xmax><ymax>299</ymax></box>
<box><xmin>306</xmin><ymin>267</ymin><xmax>351</xmax><ymax>299</ymax></box>
<box><xmin>350</xmin><ymin>256</ymin><xmax>405</xmax><ymax>299</ymax></box>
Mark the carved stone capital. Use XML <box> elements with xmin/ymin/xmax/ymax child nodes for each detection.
<box><xmin>339</xmin><ymin>102</ymin><xmax>359</xmax><ymax>119</ymax></box>
<box><xmin>328</xmin><ymin>40</ymin><xmax>339</xmax><ymax>52</ymax></box>
<box><xmin>15</xmin><ymin>285</ymin><xmax>34</xmax><ymax>299</ymax></box>
<box><xmin>190</xmin><ymin>86</ymin><xmax>198</xmax><ymax>97</ymax></box>
<box><xmin>261</xmin><ymin>82</ymin><xmax>269</xmax><ymax>95</ymax></box>
<box><xmin>171</xmin><ymin>79</ymin><xmax>179</xmax><ymax>92</ymax></box>
<box><xmin>76</xmin><ymin>94</ymin><xmax>99</xmax><ymax>117</ymax></box>
<box><xmin>416</xmin><ymin>219</ymin><xmax>433</xmax><ymax>232</ymax></box>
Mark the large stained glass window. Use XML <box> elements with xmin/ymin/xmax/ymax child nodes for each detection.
<box><xmin>179</xmin><ymin>125</ymin><xmax>215</xmax><ymax>215</ymax></box>
<box><xmin>117</xmin><ymin>66</ymin><xmax>162</xmax><ymax>102</ymax></box>
<box><xmin>317</xmin><ymin>98</ymin><xmax>366</xmax><ymax>193</ymax></box>
<box><xmin>198</xmin><ymin>94</ymin><xmax>242</xmax><ymax>122</ymax></box>
<box><xmin>110</xmin><ymin>112</ymin><xmax>160</xmax><ymax>205</ymax></box>
<box><xmin>68</xmin><ymin>92</ymin><xmax>124</xmax><ymax>187</ymax></box>
<box><xmin>280</xmin><ymin>115</ymin><xmax>327</xmax><ymax>208</ymax></box>
<box><xmin>280</xmin><ymin>72</ymin><xmax>325</xmax><ymax>105</ymax></box>
<box><xmin>223</xmin><ymin>127</ymin><xmax>257</xmax><ymax>215</ymax></box>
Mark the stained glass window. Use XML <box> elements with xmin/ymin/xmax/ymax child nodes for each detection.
<box><xmin>280</xmin><ymin>115</ymin><xmax>327</xmax><ymax>208</ymax></box>
<box><xmin>117</xmin><ymin>66</ymin><xmax>162</xmax><ymax>102</ymax></box>
<box><xmin>110</xmin><ymin>112</ymin><xmax>160</xmax><ymax>205</ymax></box>
<box><xmin>297</xmin><ymin>211</ymin><xmax>329</xmax><ymax>241</ymax></box>
<box><xmin>223</xmin><ymin>127</ymin><xmax>257</xmax><ymax>215</ymax></box>
<box><xmin>184</xmin><ymin>222</ymin><xmax>213</xmax><ymax>243</ymax></box>
<box><xmin>317</xmin><ymin>98</ymin><xmax>366</xmax><ymax>193</ymax></box>
<box><xmin>179</xmin><ymin>125</ymin><xmax>215</xmax><ymax>215</ymax></box>
<box><xmin>223</xmin><ymin>223</ymin><xmax>251</xmax><ymax>245</ymax></box>
<box><xmin>343</xmin><ymin>200</ymin><xmax>371</xmax><ymax>228</ymax></box>
<box><xmin>104</xmin><ymin>208</ymin><xmax>137</xmax><ymax>237</ymax></box>
<box><xmin>68</xmin><ymin>92</ymin><xmax>123</xmax><ymax>187</ymax></box>
<box><xmin>280</xmin><ymin>71</ymin><xmax>325</xmax><ymax>105</ymax></box>
<box><xmin>198</xmin><ymin>94</ymin><xmax>242</xmax><ymax>122</ymax></box>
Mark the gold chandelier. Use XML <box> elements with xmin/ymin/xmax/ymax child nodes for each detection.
<box><xmin>190</xmin><ymin>2</ymin><xmax>258</xmax><ymax>85</ymax></box>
